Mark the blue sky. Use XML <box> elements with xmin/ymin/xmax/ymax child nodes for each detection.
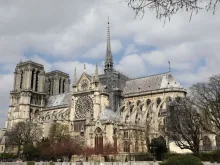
<box><xmin>0</xmin><ymin>0</ymin><xmax>220</xmax><ymax>128</ymax></box>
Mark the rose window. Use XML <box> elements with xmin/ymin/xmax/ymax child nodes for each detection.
<box><xmin>75</xmin><ymin>96</ymin><xmax>93</xmax><ymax>119</ymax></box>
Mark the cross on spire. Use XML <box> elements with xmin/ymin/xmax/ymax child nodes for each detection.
<box><xmin>104</xmin><ymin>16</ymin><xmax>114</xmax><ymax>73</ymax></box>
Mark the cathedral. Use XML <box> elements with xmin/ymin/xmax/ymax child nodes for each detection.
<box><xmin>5</xmin><ymin>21</ymin><xmax>187</xmax><ymax>155</ymax></box>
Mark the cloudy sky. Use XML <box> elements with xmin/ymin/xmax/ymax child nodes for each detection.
<box><xmin>0</xmin><ymin>0</ymin><xmax>220</xmax><ymax>128</ymax></box>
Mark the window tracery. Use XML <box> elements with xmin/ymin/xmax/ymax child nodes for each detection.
<box><xmin>75</xmin><ymin>96</ymin><xmax>93</xmax><ymax>119</ymax></box>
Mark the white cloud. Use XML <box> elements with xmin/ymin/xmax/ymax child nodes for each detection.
<box><xmin>82</xmin><ymin>40</ymin><xmax>122</xmax><ymax>59</ymax></box>
<box><xmin>116</xmin><ymin>54</ymin><xmax>146</xmax><ymax>77</ymax></box>
<box><xmin>0</xmin><ymin>0</ymin><xmax>220</xmax><ymax>128</ymax></box>
<box><xmin>0</xmin><ymin>74</ymin><xmax>13</xmax><ymax>128</ymax></box>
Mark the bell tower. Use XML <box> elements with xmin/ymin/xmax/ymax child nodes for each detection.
<box><xmin>6</xmin><ymin>61</ymin><xmax>46</xmax><ymax>128</ymax></box>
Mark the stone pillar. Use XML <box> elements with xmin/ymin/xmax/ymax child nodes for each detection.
<box><xmin>16</xmin><ymin>71</ymin><xmax>21</xmax><ymax>90</ymax></box>
<box><xmin>38</xmin><ymin>72</ymin><xmax>45</xmax><ymax>93</ymax></box>
<box><xmin>26</xmin><ymin>69</ymin><xmax>32</xmax><ymax>90</ymax></box>
<box><xmin>23</xmin><ymin>68</ymin><xmax>28</xmax><ymax>89</ymax></box>
<box><xmin>33</xmin><ymin>71</ymin><xmax>36</xmax><ymax>91</ymax></box>
<box><xmin>53</xmin><ymin>76</ymin><xmax>59</xmax><ymax>95</ymax></box>
<box><xmin>13</xmin><ymin>72</ymin><xmax>17</xmax><ymax>91</ymax></box>
<box><xmin>64</xmin><ymin>78</ymin><xmax>69</xmax><ymax>93</ymax></box>
<box><xmin>50</xmin><ymin>79</ymin><xmax>53</xmax><ymax>95</ymax></box>
<box><xmin>38</xmin><ymin>73</ymin><xmax>42</xmax><ymax>92</ymax></box>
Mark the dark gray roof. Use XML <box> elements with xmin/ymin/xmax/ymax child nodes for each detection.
<box><xmin>45</xmin><ymin>93</ymin><xmax>71</xmax><ymax>108</ymax></box>
<box><xmin>99</xmin><ymin>108</ymin><xmax>120</xmax><ymax>121</ymax></box>
<box><xmin>123</xmin><ymin>72</ymin><xmax>184</xmax><ymax>95</ymax></box>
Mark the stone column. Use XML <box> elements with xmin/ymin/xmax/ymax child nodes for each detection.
<box><xmin>23</xmin><ymin>69</ymin><xmax>28</xmax><ymax>89</ymax></box>
<box><xmin>50</xmin><ymin>79</ymin><xmax>53</xmax><ymax>95</ymax></box>
<box><xmin>64</xmin><ymin>78</ymin><xmax>70</xmax><ymax>93</ymax></box>
<box><xmin>16</xmin><ymin>71</ymin><xmax>21</xmax><ymax>90</ymax></box>
<box><xmin>26</xmin><ymin>68</ymin><xmax>32</xmax><ymax>90</ymax></box>
<box><xmin>60</xmin><ymin>78</ymin><xmax>63</xmax><ymax>94</ymax></box>
<box><xmin>13</xmin><ymin>72</ymin><xmax>17</xmax><ymax>91</ymax></box>
<box><xmin>33</xmin><ymin>71</ymin><xmax>36</xmax><ymax>91</ymax></box>
<box><xmin>54</xmin><ymin>76</ymin><xmax>59</xmax><ymax>95</ymax></box>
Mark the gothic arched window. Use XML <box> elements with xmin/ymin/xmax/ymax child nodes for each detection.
<box><xmin>35</xmin><ymin>71</ymin><xmax>40</xmax><ymax>91</ymax></box>
<box><xmin>20</xmin><ymin>70</ymin><xmax>23</xmax><ymax>89</ymax></box>
<box><xmin>59</xmin><ymin>78</ymin><xmax>62</xmax><ymax>94</ymax></box>
<box><xmin>124</xmin><ymin>141</ymin><xmax>130</xmax><ymax>152</ymax></box>
<box><xmin>147</xmin><ymin>99</ymin><xmax>151</xmax><ymax>106</ymax></box>
<box><xmin>95</xmin><ymin>127</ymin><xmax>103</xmax><ymax>154</ymax></box>
<box><xmin>62</xmin><ymin>79</ymin><xmax>66</xmax><ymax>93</ymax></box>
<box><xmin>157</xmin><ymin>98</ymin><xmax>162</xmax><ymax>108</ymax></box>
<box><xmin>81</xmin><ymin>79</ymin><xmax>88</xmax><ymax>91</ymax></box>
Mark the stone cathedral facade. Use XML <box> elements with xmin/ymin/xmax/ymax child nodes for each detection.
<box><xmin>5</xmin><ymin>21</ymin><xmax>187</xmax><ymax>154</ymax></box>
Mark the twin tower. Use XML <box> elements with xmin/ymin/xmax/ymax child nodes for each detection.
<box><xmin>7</xmin><ymin>61</ymin><xmax>70</xmax><ymax>128</ymax></box>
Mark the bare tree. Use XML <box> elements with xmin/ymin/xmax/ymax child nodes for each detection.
<box><xmin>6</xmin><ymin>121</ymin><xmax>42</xmax><ymax>156</ymax></box>
<box><xmin>45</xmin><ymin>123</ymin><xmax>84</xmax><ymax>161</ymax></box>
<box><xmin>122</xmin><ymin>0</ymin><xmax>220</xmax><ymax>21</ymax></box>
<box><xmin>166</xmin><ymin>97</ymin><xmax>204</xmax><ymax>154</ymax></box>
<box><xmin>190</xmin><ymin>74</ymin><xmax>220</xmax><ymax>136</ymax></box>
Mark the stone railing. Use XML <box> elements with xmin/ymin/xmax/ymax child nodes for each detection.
<box><xmin>1</xmin><ymin>162</ymin><xmax>220</xmax><ymax>165</ymax></box>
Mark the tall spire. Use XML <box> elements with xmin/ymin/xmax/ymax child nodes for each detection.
<box><xmin>73</xmin><ymin>67</ymin><xmax>77</xmax><ymax>87</ymax></box>
<box><xmin>104</xmin><ymin>16</ymin><xmax>114</xmax><ymax>73</ymax></box>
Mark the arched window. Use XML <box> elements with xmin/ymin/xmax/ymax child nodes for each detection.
<box><xmin>59</xmin><ymin>78</ymin><xmax>62</xmax><ymax>94</ymax></box>
<box><xmin>166</xmin><ymin>97</ymin><xmax>172</xmax><ymax>103</ymax></box>
<box><xmin>31</xmin><ymin>69</ymin><xmax>35</xmax><ymax>89</ymax></box>
<box><xmin>35</xmin><ymin>71</ymin><xmax>40</xmax><ymax>91</ymax></box>
<box><xmin>175</xmin><ymin>96</ymin><xmax>181</xmax><ymax>103</ymax></box>
<box><xmin>62</xmin><ymin>79</ymin><xmax>66</xmax><ymax>93</ymax></box>
<box><xmin>135</xmin><ymin>113</ymin><xmax>140</xmax><ymax>124</ymax></box>
<box><xmin>124</xmin><ymin>131</ymin><xmax>128</xmax><ymax>138</ymax></box>
<box><xmin>95</xmin><ymin>127</ymin><xmax>103</xmax><ymax>154</ymax></box>
<box><xmin>48</xmin><ymin>79</ymin><xmax>51</xmax><ymax>95</ymax></box>
<box><xmin>124</xmin><ymin>141</ymin><xmax>130</xmax><ymax>152</ymax></box>
<box><xmin>203</xmin><ymin>136</ymin><xmax>212</xmax><ymax>151</ymax></box>
<box><xmin>137</xmin><ymin>100</ymin><xmax>141</xmax><ymax>106</ymax></box>
<box><xmin>34</xmin><ymin>110</ymin><xmax>39</xmax><ymax>118</ymax></box>
<box><xmin>147</xmin><ymin>99</ymin><xmax>151</xmax><ymax>106</ymax></box>
<box><xmin>127</xmin><ymin>101</ymin><xmax>131</xmax><ymax>107</ymax></box>
<box><xmin>20</xmin><ymin>70</ymin><xmax>23</xmax><ymax>89</ymax></box>
<box><xmin>157</xmin><ymin>98</ymin><xmax>162</xmax><ymax>108</ymax></box>
<box><xmin>130</xmin><ymin>105</ymin><xmax>134</xmax><ymax>114</ymax></box>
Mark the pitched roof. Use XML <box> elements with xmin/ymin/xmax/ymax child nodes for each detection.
<box><xmin>45</xmin><ymin>93</ymin><xmax>71</xmax><ymax>108</ymax></box>
<box><xmin>123</xmin><ymin>72</ymin><xmax>184</xmax><ymax>95</ymax></box>
<box><xmin>99</xmin><ymin>108</ymin><xmax>120</xmax><ymax>121</ymax></box>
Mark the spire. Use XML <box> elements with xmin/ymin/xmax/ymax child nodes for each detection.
<box><xmin>104</xmin><ymin>16</ymin><xmax>114</xmax><ymax>73</ymax></box>
<box><xmin>94</xmin><ymin>63</ymin><xmax>99</xmax><ymax>82</ymax></box>
<box><xmin>73</xmin><ymin>67</ymin><xmax>77</xmax><ymax>87</ymax></box>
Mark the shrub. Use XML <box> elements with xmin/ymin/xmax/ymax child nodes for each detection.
<box><xmin>27</xmin><ymin>161</ymin><xmax>35</xmax><ymax>165</ymax></box>
<box><xmin>49</xmin><ymin>162</ymin><xmax>55</xmax><ymax>165</ymax></box>
<box><xmin>161</xmin><ymin>155</ymin><xmax>203</xmax><ymax>165</ymax></box>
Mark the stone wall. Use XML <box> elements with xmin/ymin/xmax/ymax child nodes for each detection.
<box><xmin>1</xmin><ymin>162</ymin><xmax>220</xmax><ymax>165</ymax></box>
